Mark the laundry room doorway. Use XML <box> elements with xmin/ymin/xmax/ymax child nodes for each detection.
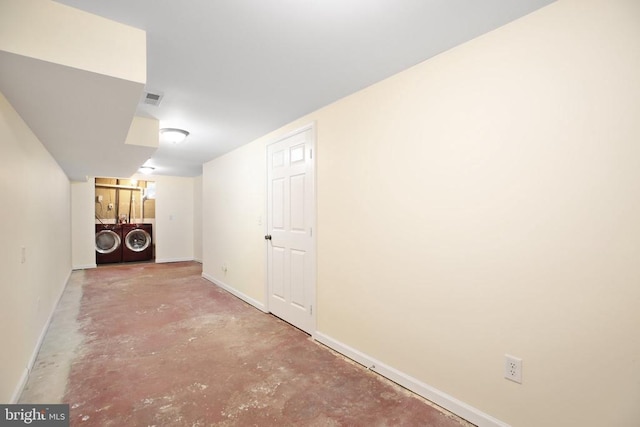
<box><xmin>94</xmin><ymin>177</ymin><xmax>156</xmax><ymax>264</ymax></box>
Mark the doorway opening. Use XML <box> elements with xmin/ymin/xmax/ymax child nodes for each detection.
<box><xmin>94</xmin><ymin>177</ymin><xmax>156</xmax><ymax>264</ymax></box>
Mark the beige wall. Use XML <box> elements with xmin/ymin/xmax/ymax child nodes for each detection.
<box><xmin>202</xmin><ymin>1</ymin><xmax>640</xmax><ymax>425</ymax></box>
<box><xmin>203</xmin><ymin>141</ymin><xmax>267</xmax><ymax>308</ymax></box>
<box><xmin>193</xmin><ymin>175</ymin><xmax>203</xmax><ymax>263</ymax></box>
<box><xmin>70</xmin><ymin>174</ymin><xmax>195</xmax><ymax>267</ymax></box>
<box><xmin>0</xmin><ymin>90</ymin><xmax>71</xmax><ymax>402</ymax></box>
<box><xmin>154</xmin><ymin>175</ymin><xmax>195</xmax><ymax>263</ymax></box>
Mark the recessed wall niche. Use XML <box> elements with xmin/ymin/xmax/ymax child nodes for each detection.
<box><xmin>95</xmin><ymin>177</ymin><xmax>155</xmax><ymax>224</ymax></box>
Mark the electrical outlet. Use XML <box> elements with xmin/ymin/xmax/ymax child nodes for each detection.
<box><xmin>108</xmin><ymin>203</ymin><xmax>114</xmax><ymax>210</ymax></box>
<box><xmin>505</xmin><ymin>354</ymin><xmax>522</xmax><ymax>384</ymax></box>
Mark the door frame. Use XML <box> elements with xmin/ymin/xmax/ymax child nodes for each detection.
<box><xmin>264</xmin><ymin>122</ymin><xmax>317</xmax><ymax>335</ymax></box>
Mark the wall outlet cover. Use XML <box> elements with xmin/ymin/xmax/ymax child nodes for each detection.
<box><xmin>505</xmin><ymin>354</ymin><xmax>523</xmax><ymax>384</ymax></box>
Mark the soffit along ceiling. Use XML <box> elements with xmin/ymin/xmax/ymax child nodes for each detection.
<box><xmin>0</xmin><ymin>50</ymin><xmax>153</xmax><ymax>182</ymax></box>
<box><xmin>54</xmin><ymin>0</ymin><xmax>554</xmax><ymax>177</ymax></box>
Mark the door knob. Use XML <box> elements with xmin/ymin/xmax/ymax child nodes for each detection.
<box><xmin>264</xmin><ymin>235</ymin><xmax>272</xmax><ymax>240</ymax></box>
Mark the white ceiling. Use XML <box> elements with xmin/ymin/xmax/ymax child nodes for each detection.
<box><xmin>49</xmin><ymin>0</ymin><xmax>554</xmax><ymax>178</ymax></box>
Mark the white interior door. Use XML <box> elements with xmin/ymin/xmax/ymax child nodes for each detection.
<box><xmin>266</xmin><ymin>126</ymin><xmax>315</xmax><ymax>334</ymax></box>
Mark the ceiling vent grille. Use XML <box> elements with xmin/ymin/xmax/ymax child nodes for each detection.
<box><xmin>141</xmin><ymin>90</ymin><xmax>164</xmax><ymax>106</ymax></box>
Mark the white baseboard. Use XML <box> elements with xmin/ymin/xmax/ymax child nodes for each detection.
<box><xmin>155</xmin><ymin>257</ymin><xmax>194</xmax><ymax>264</ymax></box>
<box><xmin>72</xmin><ymin>263</ymin><xmax>96</xmax><ymax>270</ymax></box>
<box><xmin>201</xmin><ymin>273</ymin><xmax>267</xmax><ymax>313</ymax></box>
<box><xmin>199</xmin><ymin>271</ymin><xmax>506</xmax><ymax>426</ymax></box>
<box><xmin>11</xmin><ymin>368</ymin><xmax>29</xmax><ymax>404</ymax></box>
<box><xmin>314</xmin><ymin>332</ymin><xmax>510</xmax><ymax>427</ymax></box>
<box><xmin>12</xmin><ymin>269</ymin><xmax>72</xmax><ymax>403</ymax></box>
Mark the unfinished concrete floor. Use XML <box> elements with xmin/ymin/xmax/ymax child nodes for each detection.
<box><xmin>20</xmin><ymin>261</ymin><xmax>472</xmax><ymax>426</ymax></box>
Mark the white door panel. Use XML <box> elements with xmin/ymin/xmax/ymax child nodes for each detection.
<box><xmin>290</xmin><ymin>249</ymin><xmax>306</xmax><ymax>308</ymax></box>
<box><xmin>272</xmin><ymin>245</ymin><xmax>286</xmax><ymax>300</ymax></box>
<box><xmin>266</xmin><ymin>127</ymin><xmax>315</xmax><ymax>334</ymax></box>
<box><xmin>289</xmin><ymin>174</ymin><xmax>306</xmax><ymax>231</ymax></box>
<box><xmin>271</xmin><ymin>178</ymin><xmax>285</xmax><ymax>230</ymax></box>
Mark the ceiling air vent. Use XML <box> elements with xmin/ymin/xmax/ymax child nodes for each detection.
<box><xmin>141</xmin><ymin>90</ymin><xmax>164</xmax><ymax>106</ymax></box>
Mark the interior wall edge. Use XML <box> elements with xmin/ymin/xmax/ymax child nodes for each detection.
<box><xmin>314</xmin><ymin>332</ymin><xmax>509</xmax><ymax>427</ymax></box>
<box><xmin>201</xmin><ymin>273</ymin><xmax>268</xmax><ymax>313</ymax></box>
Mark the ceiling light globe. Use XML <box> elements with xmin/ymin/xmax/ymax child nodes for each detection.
<box><xmin>160</xmin><ymin>128</ymin><xmax>189</xmax><ymax>144</ymax></box>
<box><xmin>139</xmin><ymin>166</ymin><xmax>155</xmax><ymax>175</ymax></box>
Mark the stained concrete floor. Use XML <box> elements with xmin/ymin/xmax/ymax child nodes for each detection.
<box><xmin>20</xmin><ymin>261</ymin><xmax>473</xmax><ymax>426</ymax></box>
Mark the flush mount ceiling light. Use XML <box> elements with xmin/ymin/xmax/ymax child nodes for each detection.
<box><xmin>160</xmin><ymin>128</ymin><xmax>190</xmax><ymax>144</ymax></box>
<box><xmin>139</xmin><ymin>166</ymin><xmax>155</xmax><ymax>175</ymax></box>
